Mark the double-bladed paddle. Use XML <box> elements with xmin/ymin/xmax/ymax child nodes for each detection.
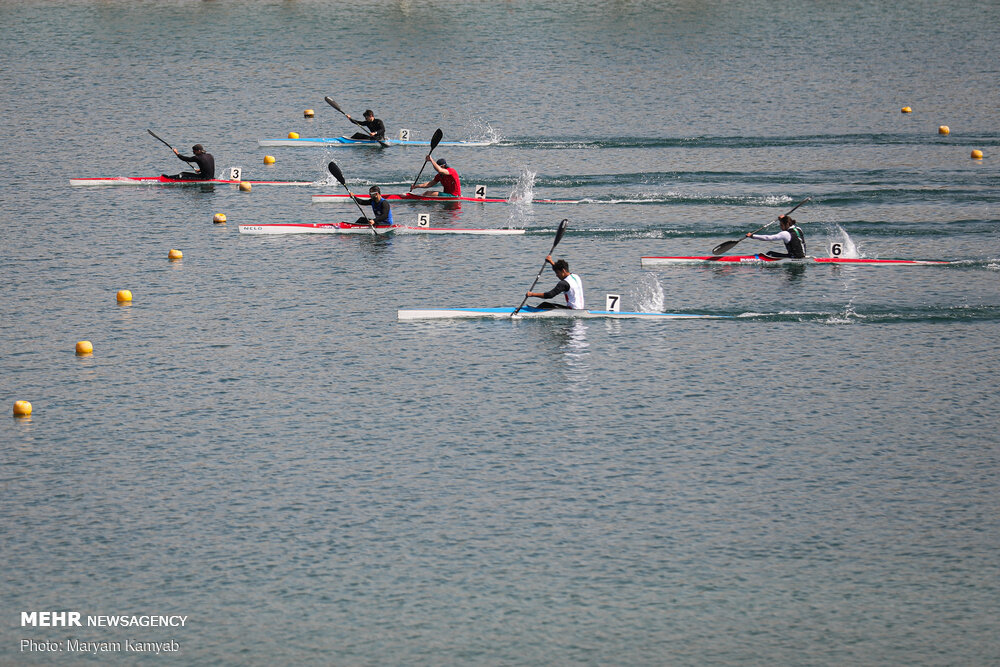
<box><xmin>712</xmin><ymin>196</ymin><xmax>812</xmax><ymax>255</ymax></box>
<box><xmin>147</xmin><ymin>129</ymin><xmax>195</xmax><ymax>167</ymax></box>
<box><xmin>409</xmin><ymin>128</ymin><xmax>444</xmax><ymax>191</ymax></box>
<box><xmin>327</xmin><ymin>161</ymin><xmax>383</xmax><ymax>237</ymax></box>
<box><xmin>324</xmin><ymin>97</ymin><xmax>389</xmax><ymax>147</ymax></box>
<box><xmin>512</xmin><ymin>219</ymin><xmax>570</xmax><ymax>318</ymax></box>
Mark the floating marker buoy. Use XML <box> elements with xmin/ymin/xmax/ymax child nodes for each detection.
<box><xmin>263</xmin><ymin>155</ymin><xmax>275</xmax><ymax>165</ymax></box>
<box><xmin>213</xmin><ymin>213</ymin><xmax>227</xmax><ymax>224</ymax></box>
<box><xmin>76</xmin><ymin>340</ymin><xmax>93</xmax><ymax>355</ymax></box>
<box><xmin>901</xmin><ymin>106</ymin><xmax>912</xmax><ymax>113</ymax></box>
<box><xmin>168</xmin><ymin>248</ymin><xmax>183</xmax><ymax>260</ymax></box>
<box><xmin>304</xmin><ymin>109</ymin><xmax>314</xmax><ymax>118</ymax></box>
<box><xmin>116</xmin><ymin>289</ymin><xmax>132</xmax><ymax>303</ymax></box>
<box><xmin>288</xmin><ymin>131</ymin><xmax>299</xmax><ymax>139</ymax></box>
<box><xmin>13</xmin><ymin>400</ymin><xmax>32</xmax><ymax>417</ymax></box>
<box><xmin>239</xmin><ymin>181</ymin><xmax>252</xmax><ymax>192</ymax></box>
<box><xmin>971</xmin><ymin>149</ymin><xmax>983</xmax><ymax>159</ymax></box>
<box><xmin>938</xmin><ymin>125</ymin><xmax>950</xmax><ymax>135</ymax></box>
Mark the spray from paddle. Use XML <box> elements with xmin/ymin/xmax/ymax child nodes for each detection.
<box><xmin>506</xmin><ymin>167</ymin><xmax>537</xmax><ymax>228</ymax></box>
<box><xmin>632</xmin><ymin>274</ymin><xmax>665</xmax><ymax>313</ymax></box>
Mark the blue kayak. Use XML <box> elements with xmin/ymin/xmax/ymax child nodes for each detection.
<box><xmin>398</xmin><ymin>306</ymin><xmax>729</xmax><ymax>320</ymax></box>
<box><xmin>258</xmin><ymin>136</ymin><xmax>494</xmax><ymax>147</ymax></box>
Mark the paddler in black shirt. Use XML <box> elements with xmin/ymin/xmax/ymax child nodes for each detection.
<box><xmin>345</xmin><ymin>109</ymin><xmax>386</xmax><ymax>141</ymax></box>
<box><xmin>165</xmin><ymin>144</ymin><xmax>215</xmax><ymax>180</ymax></box>
<box><xmin>746</xmin><ymin>214</ymin><xmax>807</xmax><ymax>258</ymax></box>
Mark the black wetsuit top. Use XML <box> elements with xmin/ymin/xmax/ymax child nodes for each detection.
<box><xmin>784</xmin><ymin>225</ymin><xmax>806</xmax><ymax>258</ymax></box>
<box><xmin>175</xmin><ymin>152</ymin><xmax>215</xmax><ymax>179</ymax></box>
<box><xmin>352</xmin><ymin>118</ymin><xmax>386</xmax><ymax>140</ymax></box>
<box><xmin>355</xmin><ymin>196</ymin><xmax>392</xmax><ymax>225</ymax></box>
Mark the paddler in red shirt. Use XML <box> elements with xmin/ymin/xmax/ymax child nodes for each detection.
<box><xmin>410</xmin><ymin>155</ymin><xmax>461</xmax><ymax>197</ymax></box>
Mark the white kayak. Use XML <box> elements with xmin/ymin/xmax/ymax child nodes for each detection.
<box><xmin>397</xmin><ymin>306</ymin><xmax>728</xmax><ymax>320</ymax></box>
<box><xmin>238</xmin><ymin>222</ymin><xmax>524</xmax><ymax>235</ymax></box>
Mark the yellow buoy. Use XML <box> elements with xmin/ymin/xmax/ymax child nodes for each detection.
<box><xmin>288</xmin><ymin>131</ymin><xmax>299</xmax><ymax>139</ymax></box>
<box><xmin>971</xmin><ymin>149</ymin><xmax>983</xmax><ymax>159</ymax></box>
<box><xmin>263</xmin><ymin>155</ymin><xmax>276</xmax><ymax>165</ymax></box>
<box><xmin>116</xmin><ymin>289</ymin><xmax>132</xmax><ymax>302</ymax></box>
<box><xmin>304</xmin><ymin>109</ymin><xmax>315</xmax><ymax>118</ymax></box>
<box><xmin>938</xmin><ymin>125</ymin><xmax>950</xmax><ymax>135</ymax></box>
<box><xmin>901</xmin><ymin>106</ymin><xmax>912</xmax><ymax>113</ymax></box>
<box><xmin>76</xmin><ymin>340</ymin><xmax>93</xmax><ymax>355</ymax></box>
<box><xmin>213</xmin><ymin>213</ymin><xmax>227</xmax><ymax>224</ymax></box>
<box><xmin>13</xmin><ymin>400</ymin><xmax>32</xmax><ymax>417</ymax></box>
<box><xmin>168</xmin><ymin>248</ymin><xmax>183</xmax><ymax>260</ymax></box>
<box><xmin>239</xmin><ymin>181</ymin><xmax>252</xmax><ymax>192</ymax></box>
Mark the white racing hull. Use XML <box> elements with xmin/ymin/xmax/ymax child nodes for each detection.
<box><xmin>238</xmin><ymin>222</ymin><xmax>524</xmax><ymax>235</ymax></box>
<box><xmin>398</xmin><ymin>307</ymin><xmax>727</xmax><ymax>320</ymax></box>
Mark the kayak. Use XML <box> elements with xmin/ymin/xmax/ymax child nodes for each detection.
<box><xmin>640</xmin><ymin>254</ymin><xmax>954</xmax><ymax>267</ymax></box>
<box><xmin>258</xmin><ymin>136</ymin><xmax>494</xmax><ymax>147</ymax></box>
<box><xmin>69</xmin><ymin>176</ymin><xmax>314</xmax><ymax>186</ymax></box>
<box><xmin>238</xmin><ymin>222</ymin><xmax>524</xmax><ymax>235</ymax></box>
<box><xmin>398</xmin><ymin>306</ymin><xmax>728</xmax><ymax>320</ymax></box>
<box><xmin>311</xmin><ymin>192</ymin><xmax>581</xmax><ymax>204</ymax></box>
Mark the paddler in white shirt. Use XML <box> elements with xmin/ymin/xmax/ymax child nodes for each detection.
<box><xmin>525</xmin><ymin>256</ymin><xmax>585</xmax><ymax>309</ymax></box>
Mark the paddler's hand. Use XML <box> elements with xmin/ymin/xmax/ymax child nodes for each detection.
<box><xmin>745</xmin><ymin>232</ymin><xmax>753</xmax><ymax>238</ymax></box>
<box><xmin>172</xmin><ymin>148</ymin><xmax>179</xmax><ymax>155</ymax></box>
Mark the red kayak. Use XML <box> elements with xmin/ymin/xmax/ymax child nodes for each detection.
<box><xmin>640</xmin><ymin>254</ymin><xmax>954</xmax><ymax>267</ymax></box>
<box><xmin>310</xmin><ymin>192</ymin><xmax>580</xmax><ymax>204</ymax></box>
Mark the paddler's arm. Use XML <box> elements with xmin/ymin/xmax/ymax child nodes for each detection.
<box><xmin>749</xmin><ymin>231</ymin><xmax>791</xmax><ymax>242</ymax></box>
<box><xmin>426</xmin><ymin>154</ymin><xmax>447</xmax><ymax>175</ymax></box>
<box><xmin>173</xmin><ymin>148</ymin><xmax>194</xmax><ymax>162</ymax></box>
<box><xmin>528</xmin><ymin>280</ymin><xmax>569</xmax><ymax>300</ymax></box>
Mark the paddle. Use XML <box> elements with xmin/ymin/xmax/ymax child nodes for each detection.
<box><xmin>409</xmin><ymin>128</ymin><xmax>444</xmax><ymax>191</ymax></box>
<box><xmin>324</xmin><ymin>97</ymin><xmax>389</xmax><ymax>147</ymax></box>
<box><xmin>327</xmin><ymin>161</ymin><xmax>382</xmax><ymax>237</ymax></box>
<box><xmin>148</xmin><ymin>129</ymin><xmax>195</xmax><ymax>167</ymax></box>
<box><xmin>512</xmin><ymin>219</ymin><xmax>570</xmax><ymax>318</ymax></box>
<box><xmin>712</xmin><ymin>196</ymin><xmax>812</xmax><ymax>255</ymax></box>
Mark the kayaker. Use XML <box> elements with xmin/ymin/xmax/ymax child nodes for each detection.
<box><xmin>355</xmin><ymin>185</ymin><xmax>392</xmax><ymax>226</ymax></box>
<box><xmin>411</xmin><ymin>156</ymin><xmax>461</xmax><ymax>197</ymax></box>
<box><xmin>746</xmin><ymin>214</ymin><xmax>807</xmax><ymax>258</ymax></box>
<box><xmin>165</xmin><ymin>144</ymin><xmax>215</xmax><ymax>180</ymax></box>
<box><xmin>525</xmin><ymin>256</ymin><xmax>584</xmax><ymax>309</ymax></box>
<box><xmin>345</xmin><ymin>109</ymin><xmax>386</xmax><ymax>141</ymax></box>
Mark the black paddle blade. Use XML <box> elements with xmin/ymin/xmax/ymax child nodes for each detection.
<box><xmin>328</xmin><ymin>161</ymin><xmax>345</xmax><ymax>185</ymax></box>
<box><xmin>712</xmin><ymin>239</ymin><xmax>740</xmax><ymax>255</ymax></box>
<box><xmin>429</xmin><ymin>128</ymin><xmax>444</xmax><ymax>150</ymax></box>
<box><xmin>552</xmin><ymin>218</ymin><xmax>569</xmax><ymax>249</ymax></box>
<box><xmin>324</xmin><ymin>96</ymin><xmax>343</xmax><ymax>114</ymax></box>
<box><xmin>147</xmin><ymin>129</ymin><xmax>170</xmax><ymax>148</ymax></box>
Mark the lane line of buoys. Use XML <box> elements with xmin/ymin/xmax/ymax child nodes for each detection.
<box><xmin>901</xmin><ymin>105</ymin><xmax>984</xmax><ymax>161</ymax></box>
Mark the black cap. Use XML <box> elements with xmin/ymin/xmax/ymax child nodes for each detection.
<box><xmin>437</xmin><ymin>158</ymin><xmax>447</xmax><ymax>168</ymax></box>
